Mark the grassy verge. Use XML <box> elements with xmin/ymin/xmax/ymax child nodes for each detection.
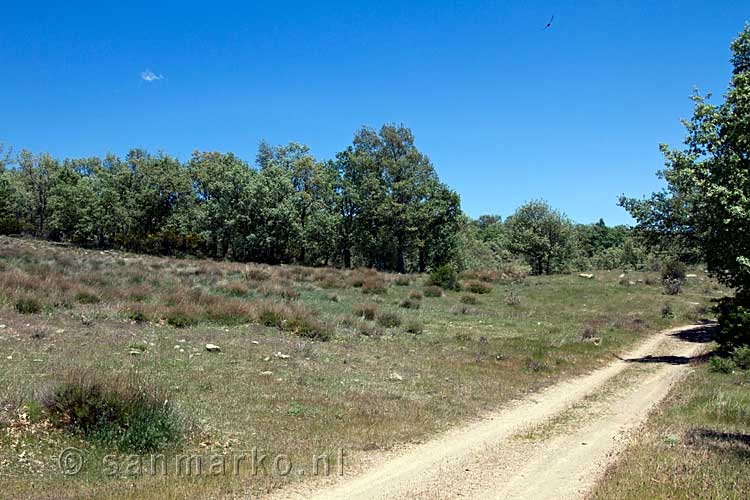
<box><xmin>589</xmin><ymin>359</ymin><xmax>750</xmax><ymax>500</ymax></box>
<box><xmin>0</xmin><ymin>236</ymin><xmax>722</xmax><ymax>499</ymax></box>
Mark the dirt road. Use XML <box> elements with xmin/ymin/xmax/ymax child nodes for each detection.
<box><xmin>265</xmin><ymin>324</ymin><xmax>712</xmax><ymax>500</ymax></box>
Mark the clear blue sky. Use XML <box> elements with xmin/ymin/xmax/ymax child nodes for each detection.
<box><xmin>1</xmin><ymin>1</ymin><xmax>748</xmax><ymax>225</ymax></box>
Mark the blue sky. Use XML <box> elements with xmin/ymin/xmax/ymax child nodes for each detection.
<box><xmin>1</xmin><ymin>1</ymin><xmax>748</xmax><ymax>224</ymax></box>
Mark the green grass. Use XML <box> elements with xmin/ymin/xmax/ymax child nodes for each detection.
<box><xmin>0</xmin><ymin>236</ymin><xmax>724</xmax><ymax>499</ymax></box>
<box><xmin>589</xmin><ymin>361</ymin><xmax>750</xmax><ymax>500</ymax></box>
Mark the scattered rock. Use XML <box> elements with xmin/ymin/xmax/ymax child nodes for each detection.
<box><xmin>686</xmin><ymin>274</ymin><xmax>698</xmax><ymax>278</ymax></box>
<box><xmin>205</xmin><ymin>343</ymin><xmax>222</xmax><ymax>353</ymax></box>
<box><xmin>618</xmin><ymin>273</ymin><xmax>626</xmax><ymax>279</ymax></box>
<box><xmin>628</xmin><ymin>281</ymin><xmax>636</xmax><ymax>286</ymax></box>
<box><xmin>128</xmin><ymin>349</ymin><xmax>142</xmax><ymax>356</ymax></box>
<box><xmin>251</xmin><ymin>340</ymin><xmax>260</xmax><ymax>345</ymax></box>
<box><xmin>578</xmin><ymin>273</ymin><xmax>594</xmax><ymax>279</ymax></box>
<box><xmin>274</xmin><ymin>352</ymin><xmax>291</xmax><ymax>359</ymax></box>
<box><xmin>0</xmin><ymin>325</ymin><xmax>6</xmax><ymax>329</ymax></box>
<box><xmin>259</xmin><ymin>371</ymin><xmax>273</xmax><ymax>376</ymax></box>
<box><xmin>389</xmin><ymin>372</ymin><xmax>404</xmax><ymax>381</ymax></box>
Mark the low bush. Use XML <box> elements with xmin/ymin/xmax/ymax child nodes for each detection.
<box><xmin>460</xmin><ymin>294</ymin><xmax>478</xmax><ymax>305</ymax></box>
<box><xmin>405</xmin><ymin>321</ymin><xmax>424</xmax><ymax>335</ymax></box>
<box><xmin>715</xmin><ymin>293</ymin><xmax>750</xmax><ymax>350</ymax></box>
<box><xmin>731</xmin><ymin>346</ymin><xmax>750</xmax><ymax>370</ymax></box>
<box><xmin>504</xmin><ymin>289</ymin><xmax>521</xmax><ymax>306</ymax></box>
<box><xmin>361</xmin><ymin>279</ymin><xmax>388</xmax><ymax>295</ymax></box>
<box><xmin>41</xmin><ymin>371</ymin><xmax>184</xmax><ymax>453</ymax></box>
<box><xmin>394</xmin><ymin>275</ymin><xmax>411</xmax><ymax>286</ymax></box>
<box><xmin>377</xmin><ymin>312</ymin><xmax>402</xmax><ymax>328</ymax></box>
<box><xmin>353</xmin><ymin>303</ymin><xmax>379</xmax><ymax>321</ymax></box>
<box><xmin>359</xmin><ymin>323</ymin><xmax>384</xmax><ymax>337</ymax></box>
<box><xmin>399</xmin><ymin>299</ymin><xmax>420</xmax><ymax>309</ymax></box>
<box><xmin>464</xmin><ymin>280</ymin><xmax>492</xmax><ymax>294</ymax></box>
<box><xmin>428</xmin><ymin>265</ymin><xmax>461</xmax><ymax>291</ymax></box>
<box><xmin>661</xmin><ymin>303</ymin><xmax>675</xmax><ymax>319</ymax></box>
<box><xmin>409</xmin><ymin>290</ymin><xmax>423</xmax><ymax>300</ymax></box>
<box><xmin>15</xmin><ymin>297</ymin><xmax>42</xmax><ymax>314</ymax></box>
<box><xmin>661</xmin><ymin>260</ymin><xmax>687</xmax><ymax>295</ymax></box>
<box><xmin>423</xmin><ymin>285</ymin><xmax>443</xmax><ymax>298</ymax></box>
<box><xmin>75</xmin><ymin>290</ymin><xmax>101</xmax><ymax>304</ymax></box>
<box><xmin>709</xmin><ymin>356</ymin><xmax>736</xmax><ymax>374</ymax></box>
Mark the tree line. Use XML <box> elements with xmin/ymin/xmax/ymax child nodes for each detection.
<box><xmin>1</xmin><ymin>124</ymin><xmax>649</xmax><ymax>275</ymax></box>
<box><xmin>0</xmin><ymin>125</ymin><xmax>463</xmax><ymax>273</ymax></box>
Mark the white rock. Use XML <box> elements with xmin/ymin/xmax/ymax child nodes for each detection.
<box><xmin>205</xmin><ymin>343</ymin><xmax>222</xmax><ymax>353</ymax></box>
<box><xmin>274</xmin><ymin>352</ymin><xmax>291</xmax><ymax>359</ymax></box>
<box><xmin>0</xmin><ymin>325</ymin><xmax>6</xmax><ymax>329</ymax></box>
<box><xmin>128</xmin><ymin>349</ymin><xmax>142</xmax><ymax>356</ymax></box>
<box><xmin>686</xmin><ymin>274</ymin><xmax>698</xmax><ymax>278</ymax></box>
<box><xmin>259</xmin><ymin>371</ymin><xmax>273</xmax><ymax>376</ymax></box>
<box><xmin>618</xmin><ymin>273</ymin><xmax>626</xmax><ymax>279</ymax></box>
<box><xmin>578</xmin><ymin>273</ymin><xmax>595</xmax><ymax>279</ymax></box>
<box><xmin>389</xmin><ymin>372</ymin><xmax>404</xmax><ymax>381</ymax></box>
<box><xmin>251</xmin><ymin>341</ymin><xmax>260</xmax><ymax>345</ymax></box>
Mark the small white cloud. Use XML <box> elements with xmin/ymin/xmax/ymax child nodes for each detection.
<box><xmin>140</xmin><ymin>69</ymin><xmax>164</xmax><ymax>82</ymax></box>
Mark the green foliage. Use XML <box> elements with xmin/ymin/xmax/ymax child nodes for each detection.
<box><xmin>732</xmin><ymin>346</ymin><xmax>750</xmax><ymax>370</ymax></box>
<box><xmin>464</xmin><ymin>280</ymin><xmax>492</xmax><ymax>294</ymax></box>
<box><xmin>15</xmin><ymin>297</ymin><xmax>42</xmax><ymax>314</ymax></box>
<box><xmin>405</xmin><ymin>320</ymin><xmax>424</xmax><ymax>334</ymax></box>
<box><xmin>428</xmin><ymin>265</ymin><xmax>461</xmax><ymax>291</ymax></box>
<box><xmin>377</xmin><ymin>312</ymin><xmax>402</xmax><ymax>328</ymax></box>
<box><xmin>41</xmin><ymin>372</ymin><xmax>184</xmax><ymax>453</ymax></box>
<box><xmin>715</xmin><ymin>293</ymin><xmax>750</xmax><ymax>350</ymax></box>
<box><xmin>423</xmin><ymin>285</ymin><xmax>443</xmax><ymax>297</ymax></box>
<box><xmin>352</xmin><ymin>303</ymin><xmax>379</xmax><ymax>321</ymax></box>
<box><xmin>620</xmin><ymin>25</ymin><xmax>750</xmax><ymax>292</ymax></box>
<box><xmin>709</xmin><ymin>356</ymin><xmax>736</xmax><ymax>374</ymax></box>
<box><xmin>505</xmin><ymin>200</ymin><xmax>575</xmax><ymax>275</ymax></box>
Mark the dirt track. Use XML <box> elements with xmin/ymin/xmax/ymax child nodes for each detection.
<box><xmin>264</xmin><ymin>324</ymin><xmax>712</xmax><ymax>500</ymax></box>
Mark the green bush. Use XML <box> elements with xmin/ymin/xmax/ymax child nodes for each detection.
<box><xmin>460</xmin><ymin>294</ymin><xmax>478</xmax><ymax>305</ymax></box>
<box><xmin>465</xmin><ymin>280</ymin><xmax>492</xmax><ymax>294</ymax></box>
<box><xmin>75</xmin><ymin>291</ymin><xmax>101</xmax><ymax>304</ymax></box>
<box><xmin>428</xmin><ymin>265</ymin><xmax>461</xmax><ymax>291</ymax></box>
<box><xmin>41</xmin><ymin>372</ymin><xmax>184</xmax><ymax>452</ymax></box>
<box><xmin>15</xmin><ymin>298</ymin><xmax>42</xmax><ymax>314</ymax></box>
<box><xmin>399</xmin><ymin>299</ymin><xmax>420</xmax><ymax>309</ymax></box>
<box><xmin>405</xmin><ymin>320</ymin><xmax>424</xmax><ymax>335</ymax></box>
<box><xmin>423</xmin><ymin>285</ymin><xmax>443</xmax><ymax>298</ymax></box>
<box><xmin>709</xmin><ymin>356</ymin><xmax>736</xmax><ymax>374</ymax></box>
<box><xmin>661</xmin><ymin>260</ymin><xmax>687</xmax><ymax>295</ymax></box>
<box><xmin>731</xmin><ymin>346</ymin><xmax>750</xmax><ymax>370</ymax></box>
<box><xmin>715</xmin><ymin>293</ymin><xmax>750</xmax><ymax>350</ymax></box>
<box><xmin>377</xmin><ymin>312</ymin><xmax>402</xmax><ymax>328</ymax></box>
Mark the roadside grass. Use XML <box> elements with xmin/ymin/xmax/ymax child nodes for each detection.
<box><xmin>0</xmin><ymin>236</ymin><xmax>723</xmax><ymax>499</ymax></box>
<box><xmin>589</xmin><ymin>360</ymin><xmax>750</xmax><ymax>500</ymax></box>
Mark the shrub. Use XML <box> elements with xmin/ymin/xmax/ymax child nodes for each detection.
<box><xmin>283</xmin><ymin>313</ymin><xmax>331</xmax><ymax>341</ymax></box>
<box><xmin>715</xmin><ymin>293</ymin><xmax>750</xmax><ymax>350</ymax></box>
<box><xmin>221</xmin><ymin>282</ymin><xmax>249</xmax><ymax>297</ymax></box>
<box><xmin>165</xmin><ymin>310</ymin><xmax>199</xmax><ymax>328</ymax></box>
<box><xmin>504</xmin><ymin>289</ymin><xmax>521</xmax><ymax>306</ymax></box>
<box><xmin>460</xmin><ymin>294</ymin><xmax>478</xmax><ymax>305</ymax></box>
<box><xmin>41</xmin><ymin>372</ymin><xmax>184</xmax><ymax>452</ymax></box>
<box><xmin>428</xmin><ymin>265</ymin><xmax>461</xmax><ymax>291</ymax></box>
<box><xmin>409</xmin><ymin>290</ymin><xmax>423</xmax><ymax>300</ymax></box>
<box><xmin>405</xmin><ymin>321</ymin><xmax>424</xmax><ymax>335</ymax></box>
<box><xmin>423</xmin><ymin>285</ymin><xmax>443</xmax><ymax>298</ymax></box>
<box><xmin>125</xmin><ymin>305</ymin><xmax>148</xmax><ymax>323</ymax></box>
<box><xmin>256</xmin><ymin>303</ymin><xmax>287</xmax><ymax>327</ymax></box>
<box><xmin>359</xmin><ymin>323</ymin><xmax>384</xmax><ymax>337</ymax></box>
<box><xmin>394</xmin><ymin>275</ymin><xmax>411</xmax><ymax>286</ymax></box>
<box><xmin>353</xmin><ymin>303</ymin><xmax>379</xmax><ymax>321</ymax></box>
<box><xmin>245</xmin><ymin>268</ymin><xmax>270</xmax><ymax>281</ymax></box>
<box><xmin>361</xmin><ymin>279</ymin><xmax>388</xmax><ymax>295</ymax></box>
<box><xmin>732</xmin><ymin>346</ymin><xmax>750</xmax><ymax>370</ymax></box>
<box><xmin>377</xmin><ymin>312</ymin><xmax>402</xmax><ymax>328</ymax></box>
<box><xmin>661</xmin><ymin>303</ymin><xmax>675</xmax><ymax>319</ymax></box>
<box><xmin>465</xmin><ymin>280</ymin><xmax>492</xmax><ymax>294</ymax></box>
<box><xmin>15</xmin><ymin>297</ymin><xmax>42</xmax><ymax>314</ymax></box>
<box><xmin>709</xmin><ymin>356</ymin><xmax>736</xmax><ymax>374</ymax></box>
<box><xmin>399</xmin><ymin>299</ymin><xmax>420</xmax><ymax>309</ymax></box>
<box><xmin>75</xmin><ymin>290</ymin><xmax>101</xmax><ymax>304</ymax></box>
<box><xmin>661</xmin><ymin>260</ymin><xmax>686</xmax><ymax>295</ymax></box>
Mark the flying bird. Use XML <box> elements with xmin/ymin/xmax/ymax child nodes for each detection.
<box><xmin>543</xmin><ymin>14</ymin><xmax>554</xmax><ymax>30</ymax></box>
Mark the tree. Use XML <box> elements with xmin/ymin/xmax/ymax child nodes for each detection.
<box><xmin>16</xmin><ymin>150</ymin><xmax>58</xmax><ymax>235</ymax></box>
<box><xmin>505</xmin><ymin>200</ymin><xmax>575</xmax><ymax>275</ymax></box>
<box><xmin>620</xmin><ymin>24</ymin><xmax>750</xmax><ymax>292</ymax></box>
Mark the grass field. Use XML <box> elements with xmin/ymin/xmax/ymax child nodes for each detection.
<box><xmin>0</xmin><ymin>236</ymin><xmax>722</xmax><ymax>499</ymax></box>
<box><xmin>588</xmin><ymin>360</ymin><xmax>750</xmax><ymax>500</ymax></box>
